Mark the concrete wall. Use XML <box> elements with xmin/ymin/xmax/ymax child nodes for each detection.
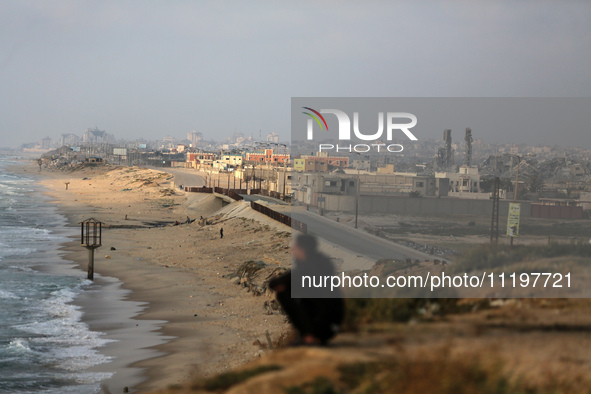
<box><xmin>448</xmin><ymin>192</ymin><xmax>491</xmax><ymax>200</ymax></box>
<box><xmin>320</xmin><ymin>194</ymin><xmax>532</xmax><ymax>218</ymax></box>
<box><xmin>581</xmin><ymin>192</ymin><xmax>591</xmax><ymax>211</ymax></box>
<box><xmin>531</xmin><ymin>204</ymin><xmax>583</xmax><ymax>219</ymax></box>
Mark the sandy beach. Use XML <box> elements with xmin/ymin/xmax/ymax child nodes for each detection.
<box><xmin>14</xmin><ymin>162</ymin><xmax>293</xmax><ymax>392</ymax></box>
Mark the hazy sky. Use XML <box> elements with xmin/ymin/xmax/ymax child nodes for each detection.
<box><xmin>1</xmin><ymin>1</ymin><xmax>590</xmax><ymax>148</ymax></box>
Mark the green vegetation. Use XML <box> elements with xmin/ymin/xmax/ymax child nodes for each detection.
<box><xmin>342</xmin><ymin>298</ymin><xmax>484</xmax><ymax>330</ymax></box>
<box><xmin>284</xmin><ymin>377</ymin><xmax>338</xmax><ymax>394</ymax></box>
<box><xmin>191</xmin><ymin>365</ymin><xmax>282</xmax><ymax>391</ymax></box>
<box><xmin>408</xmin><ymin>191</ymin><xmax>422</xmax><ymax>198</ymax></box>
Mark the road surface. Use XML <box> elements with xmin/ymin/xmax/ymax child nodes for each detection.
<box><xmin>275</xmin><ymin>206</ymin><xmax>434</xmax><ymax>262</ymax></box>
<box><xmin>158</xmin><ymin>167</ymin><xmax>206</xmax><ymax>188</ymax></box>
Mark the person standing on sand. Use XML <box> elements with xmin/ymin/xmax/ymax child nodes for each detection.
<box><xmin>269</xmin><ymin>234</ymin><xmax>344</xmax><ymax>346</ymax></box>
<box><xmin>220</xmin><ymin>228</ymin><xmax>223</xmax><ymax>238</ymax></box>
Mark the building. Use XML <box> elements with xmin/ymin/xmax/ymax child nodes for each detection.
<box><xmin>187</xmin><ymin>152</ymin><xmax>217</xmax><ymax>167</ymax></box>
<box><xmin>221</xmin><ymin>153</ymin><xmax>243</xmax><ymax>167</ymax></box>
<box><xmin>351</xmin><ymin>159</ymin><xmax>371</xmax><ymax>171</ymax></box>
<box><xmin>266</xmin><ymin>132</ymin><xmax>279</xmax><ymax>143</ymax></box>
<box><xmin>187</xmin><ymin>131</ymin><xmax>203</xmax><ymax>145</ymax></box>
<box><xmin>291</xmin><ymin>172</ymin><xmax>358</xmax><ymax>206</ymax></box>
<box><xmin>40</xmin><ymin>137</ymin><xmax>52</xmax><ymax>150</ymax></box>
<box><xmin>436</xmin><ymin>165</ymin><xmax>481</xmax><ymax>193</ymax></box>
<box><xmin>377</xmin><ymin>164</ymin><xmax>395</xmax><ymax>174</ymax></box>
<box><xmin>412</xmin><ymin>176</ymin><xmax>450</xmax><ymax>197</ymax></box>
<box><xmin>292</xmin><ymin>171</ymin><xmax>449</xmax><ymax>207</ymax></box>
<box><xmin>246</xmin><ymin>149</ymin><xmax>289</xmax><ymax>165</ymax></box>
<box><xmin>83</xmin><ymin>128</ymin><xmax>113</xmax><ymax>144</ymax></box>
<box><xmin>293</xmin><ymin>152</ymin><xmax>349</xmax><ymax>172</ymax></box>
<box><xmin>59</xmin><ymin>133</ymin><xmax>81</xmax><ymax>146</ymax></box>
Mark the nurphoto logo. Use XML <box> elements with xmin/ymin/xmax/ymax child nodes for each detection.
<box><xmin>302</xmin><ymin>107</ymin><xmax>418</xmax><ymax>153</ymax></box>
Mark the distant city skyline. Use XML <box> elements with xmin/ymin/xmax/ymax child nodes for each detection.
<box><xmin>1</xmin><ymin>1</ymin><xmax>590</xmax><ymax>148</ymax></box>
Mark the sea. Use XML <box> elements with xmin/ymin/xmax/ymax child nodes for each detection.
<box><xmin>0</xmin><ymin>156</ymin><xmax>114</xmax><ymax>393</ymax></box>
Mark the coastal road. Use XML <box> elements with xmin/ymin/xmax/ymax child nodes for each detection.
<box><xmin>155</xmin><ymin>167</ymin><xmax>432</xmax><ymax>262</ymax></box>
<box><xmin>240</xmin><ymin>194</ymin><xmax>288</xmax><ymax>206</ymax></box>
<box><xmin>274</xmin><ymin>205</ymin><xmax>435</xmax><ymax>262</ymax></box>
<box><xmin>158</xmin><ymin>167</ymin><xmax>206</xmax><ymax>188</ymax></box>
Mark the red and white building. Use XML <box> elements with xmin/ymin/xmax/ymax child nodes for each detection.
<box><xmin>187</xmin><ymin>152</ymin><xmax>217</xmax><ymax>166</ymax></box>
<box><xmin>246</xmin><ymin>149</ymin><xmax>289</xmax><ymax>165</ymax></box>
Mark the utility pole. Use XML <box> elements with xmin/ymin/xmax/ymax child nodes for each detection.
<box><xmin>510</xmin><ymin>156</ymin><xmax>521</xmax><ymax>247</ymax></box>
<box><xmin>490</xmin><ymin>177</ymin><xmax>500</xmax><ymax>243</ymax></box>
<box><xmin>283</xmin><ymin>159</ymin><xmax>287</xmax><ymax>200</ymax></box>
<box><xmin>513</xmin><ymin>156</ymin><xmax>521</xmax><ymax>201</ymax></box>
<box><xmin>355</xmin><ymin>153</ymin><xmax>360</xmax><ymax>229</ymax></box>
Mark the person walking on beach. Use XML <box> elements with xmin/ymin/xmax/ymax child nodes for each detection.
<box><xmin>269</xmin><ymin>234</ymin><xmax>344</xmax><ymax>346</ymax></box>
<box><xmin>220</xmin><ymin>228</ymin><xmax>223</xmax><ymax>239</ymax></box>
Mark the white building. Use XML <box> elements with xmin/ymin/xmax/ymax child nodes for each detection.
<box><xmin>221</xmin><ymin>153</ymin><xmax>243</xmax><ymax>167</ymax></box>
<box><xmin>436</xmin><ymin>165</ymin><xmax>482</xmax><ymax>194</ymax></box>
<box><xmin>266</xmin><ymin>132</ymin><xmax>279</xmax><ymax>143</ymax></box>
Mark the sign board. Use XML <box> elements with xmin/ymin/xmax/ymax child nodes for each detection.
<box><xmin>113</xmin><ymin>148</ymin><xmax>127</xmax><ymax>156</ymax></box>
<box><xmin>506</xmin><ymin>202</ymin><xmax>521</xmax><ymax>237</ymax></box>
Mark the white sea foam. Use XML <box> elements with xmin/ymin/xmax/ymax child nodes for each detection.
<box><xmin>7</xmin><ymin>338</ymin><xmax>32</xmax><ymax>353</ymax></box>
<box><xmin>15</xmin><ymin>286</ymin><xmax>116</xmax><ymax>372</ymax></box>
<box><xmin>0</xmin><ymin>289</ymin><xmax>19</xmax><ymax>299</ymax></box>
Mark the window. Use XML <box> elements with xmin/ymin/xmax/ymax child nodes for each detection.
<box><xmin>416</xmin><ymin>182</ymin><xmax>424</xmax><ymax>187</ymax></box>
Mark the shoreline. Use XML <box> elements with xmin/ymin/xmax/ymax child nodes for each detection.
<box><xmin>10</xmin><ymin>161</ymin><xmax>292</xmax><ymax>392</ymax></box>
<box><xmin>7</xmin><ymin>161</ymin><xmax>175</xmax><ymax>392</ymax></box>
<box><xmin>54</xmin><ymin>223</ymin><xmax>174</xmax><ymax>392</ymax></box>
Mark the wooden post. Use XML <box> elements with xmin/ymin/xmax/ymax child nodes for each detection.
<box><xmin>87</xmin><ymin>247</ymin><xmax>95</xmax><ymax>280</ymax></box>
<box><xmin>80</xmin><ymin>218</ymin><xmax>102</xmax><ymax>281</ymax></box>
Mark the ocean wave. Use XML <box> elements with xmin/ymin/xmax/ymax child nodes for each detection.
<box><xmin>0</xmin><ymin>226</ymin><xmax>58</xmax><ymax>247</ymax></box>
<box><xmin>0</xmin><ymin>289</ymin><xmax>19</xmax><ymax>299</ymax></box>
<box><xmin>0</xmin><ymin>246</ymin><xmax>37</xmax><ymax>261</ymax></box>
<box><xmin>14</xmin><ymin>285</ymin><xmax>116</xmax><ymax>372</ymax></box>
<box><xmin>8</xmin><ymin>265</ymin><xmax>35</xmax><ymax>272</ymax></box>
<box><xmin>1</xmin><ymin>178</ymin><xmax>33</xmax><ymax>186</ymax></box>
<box><xmin>7</xmin><ymin>338</ymin><xmax>33</xmax><ymax>353</ymax></box>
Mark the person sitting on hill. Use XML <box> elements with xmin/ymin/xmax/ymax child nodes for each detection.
<box><xmin>269</xmin><ymin>234</ymin><xmax>344</xmax><ymax>346</ymax></box>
